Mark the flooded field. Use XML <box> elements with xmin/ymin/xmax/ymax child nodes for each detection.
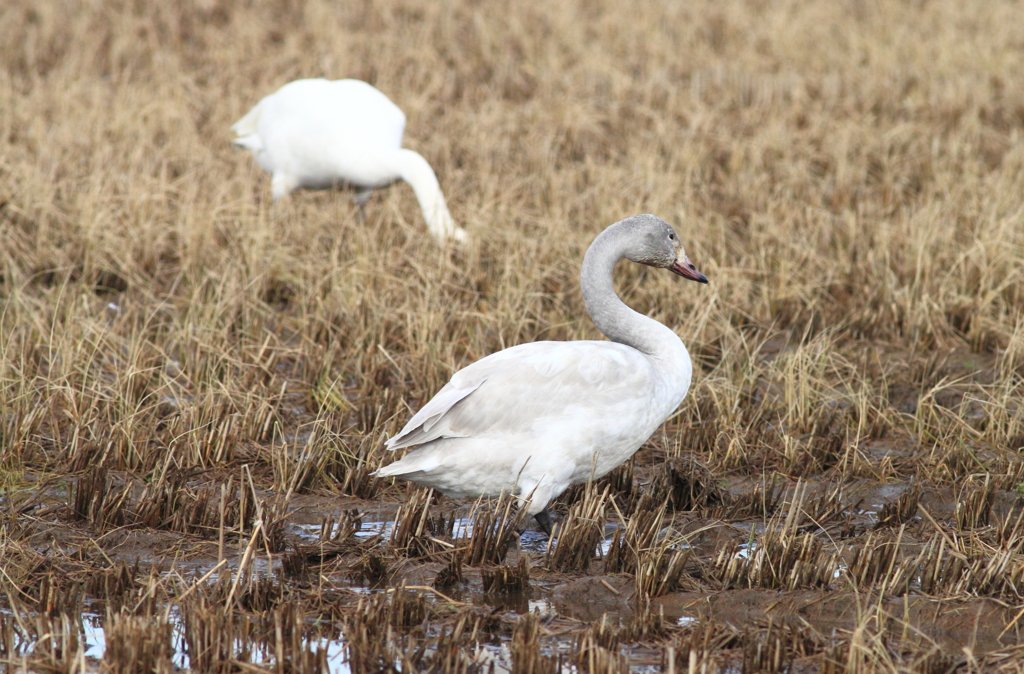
<box><xmin>5</xmin><ymin>450</ymin><xmax>1024</xmax><ymax>672</ymax></box>
<box><xmin>4</xmin><ymin>0</ymin><xmax>1024</xmax><ymax>671</ymax></box>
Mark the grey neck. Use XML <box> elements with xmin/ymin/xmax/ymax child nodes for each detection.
<box><xmin>579</xmin><ymin>223</ymin><xmax>683</xmax><ymax>359</ymax></box>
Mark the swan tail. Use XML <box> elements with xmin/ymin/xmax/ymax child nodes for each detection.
<box><xmin>372</xmin><ymin>455</ymin><xmax>439</xmax><ymax>479</ymax></box>
<box><xmin>232</xmin><ymin>134</ymin><xmax>263</xmax><ymax>152</ymax></box>
<box><xmin>231</xmin><ymin>101</ymin><xmax>265</xmax><ymax>151</ymax></box>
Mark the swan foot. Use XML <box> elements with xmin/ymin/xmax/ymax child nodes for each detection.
<box><xmin>534</xmin><ymin>508</ymin><xmax>554</xmax><ymax>536</ymax></box>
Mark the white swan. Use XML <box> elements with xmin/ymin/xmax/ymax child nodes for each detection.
<box><xmin>232</xmin><ymin>78</ymin><xmax>466</xmax><ymax>242</ymax></box>
<box><xmin>374</xmin><ymin>214</ymin><xmax>708</xmax><ymax>533</ymax></box>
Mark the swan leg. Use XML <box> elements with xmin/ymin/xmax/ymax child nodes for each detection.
<box><xmin>534</xmin><ymin>508</ymin><xmax>554</xmax><ymax>536</ymax></box>
<box><xmin>352</xmin><ymin>189</ymin><xmax>373</xmax><ymax>223</ymax></box>
<box><xmin>511</xmin><ymin>530</ymin><xmax>522</xmax><ymax>562</ymax></box>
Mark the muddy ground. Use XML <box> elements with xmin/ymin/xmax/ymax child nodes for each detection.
<box><xmin>4</xmin><ymin>395</ymin><xmax>1024</xmax><ymax>673</ymax></box>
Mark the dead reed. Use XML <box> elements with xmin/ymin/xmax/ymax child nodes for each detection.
<box><xmin>511</xmin><ymin>613</ymin><xmax>559</xmax><ymax>674</ymax></box>
<box><xmin>711</xmin><ymin>512</ymin><xmax>841</xmax><ymax>591</ymax></box>
<box><xmin>604</xmin><ymin>498</ymin><xmax>669</xmax><ymax>576</ymax></box>
<box><xmin>388</xmin><ymin>487</ymin><xmax>452</xmax><ymax>559</ymax></box>
<box><xmin>873</xmin><ymin>484</ymin><xmax>920</xmax><ymax>530</ymax></box>
<box><xmin>103</xmin><ymin>609</ymin><xmax>175</xmax><ymax>674</ymax></box>
<box><xmin>26</xmin><ymin>613</ymin><xmax>85</xmax><ymax>674</ymax></box>
<box><xmin>545</xmin><ymin>484</ymin><xmax>609</xmax><ymax>573</ymax></box>
<box><xmin>649</xmin><ymin>455</ymin><xmax>728</xmax><ymax>513</ymax></box>
<box><xmin>290</xmin><ymin>508</ymin><xmax>362</xmax><ymax>566</ymax></box>
<box><xmin>572</xmin><ymin>617</ymin><xmax>630</xmax><ymax>674</ymax></box>
<box><xmin>955</xmin><ymin>475</ymin><xmax>996</xmax><ymax>531</ymax></box>
<box><xmin>634</xmin><ymin>534</ymin><xmax>692</xmax><ymax>599</ymax></box>
<box><xmin>481</xmin><ymin>557</ymin><xmax>530</xmax><ymax>595</ymax></box>
<box><xmin>453</xmin><ymin>491</ymin><xmax>527</xmax><ymax>566</ymax></box>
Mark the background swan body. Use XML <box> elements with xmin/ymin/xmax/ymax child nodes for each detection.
<box><xmin>232</xmin><ymin>78</ymin><xmax>466</xmax><ymax>242</ymax></box>
<box><xmin>374</xmin><ymin>214</ymin><xmax>708</xmax><ymax>533</ymax></box>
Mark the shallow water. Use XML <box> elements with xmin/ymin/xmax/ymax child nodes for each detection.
<box><xmin>290</xmin><ymin>516</ymin><xmax>621</xmax><ymax>557</ymax></box>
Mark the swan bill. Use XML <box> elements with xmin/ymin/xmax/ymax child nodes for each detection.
<box><xmin>669</xmin><ymin>255</ymin><xmax>708</xmax><ymax>283</ymax></box>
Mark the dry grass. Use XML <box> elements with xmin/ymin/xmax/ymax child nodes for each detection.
<box><xmin>3</xmin><ymin>0</ymin><xmax>1024</xmax><ymax>670</ymax></box>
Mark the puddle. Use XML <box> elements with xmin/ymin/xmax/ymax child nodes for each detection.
<box><xmin>519</xmin><ymin>529</ymin><xmax>550</xmax><ymax>552</ymax></box>
<box><xmin>5</xmin><ymin>610</ymin><xmax>190</xmax><ymax>671</ymax></box>
<box><xmin>834</xmin><ymin>560</ymin><xmax>847</xmax><ymax>580</ymax></box>
<box><xmin>290</xmin><ymin>519</ymin><xmax>395</xmax><ymax>543</ymax></box>
<box><xmin>291</xmin><ymin>516</ymin><xmax>625</xmax><ymax>559</ymax></box>
<box><xmin>735</xmin><ymin>541</ymin><xmax>756</xmax><ymax>560</ymax></box>
<box><xmin>527</xmin><ymin>598</ymin><xmax>556</xmax><ymax>616</ymax></box>
<box><xmin>82</xmin><ymin>613</ymin><xmax>106</xmax><ymax>660</ymax></box>
<box><xmin>524</xmin><ymin>522</ymin><xmax>625</xmax><ymax>556</ymax></box>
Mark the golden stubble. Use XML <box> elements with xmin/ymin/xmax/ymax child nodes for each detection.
<box><xmin>2</xmin><ymin>2</ymin><xmax>1024</xmax><ymax>666</ymax></box>
<box><xmin>2</xmin><ymin>0</ymin><xmax>1023</xmax><ymax>480</ymax></box>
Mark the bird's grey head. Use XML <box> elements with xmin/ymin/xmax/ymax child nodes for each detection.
<box><xmin>619</xmin><ymin>214</ymin><xmax>708</xmax><ymax>283</ymax></box>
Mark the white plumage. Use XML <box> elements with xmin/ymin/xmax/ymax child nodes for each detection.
<box><xmin>232</xmin><ymin>78</ymin><xmax>466</xmax><ymax>242</ymax></box>
<box><xmin>374</xmin><ymin>214</ymin><xmax>709</xmax><ymax>533</ymax></box>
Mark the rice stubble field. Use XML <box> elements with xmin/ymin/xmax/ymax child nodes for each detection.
<box><xmin>3</xmin><ymin>0</ymin><xmax>1024</xmax><ymax>671</ymax></box>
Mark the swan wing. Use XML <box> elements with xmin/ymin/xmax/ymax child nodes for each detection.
<box><xmin>233</xmin><ymin>78</ymin><xmax>411</xmax><ymax>188</ymax></box>
<box><xmin>385</xmin><ymin>340</ymin><xmax>653</xmax><ymax>450</ymax></box>
<box><xmin>383</xmin><ymin>379</ymin><xmax>483</xmax><ymax>449</ymax></box>
<box><xmin>262</xmin><ymin>79</ymin><xmax>406</xmax><ymax>150</ymax></box>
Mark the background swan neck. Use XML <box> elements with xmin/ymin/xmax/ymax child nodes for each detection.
<box><xmin>394</xmin><ymin>149</ymin><xmax>459</xmax><ymax>240</ymax></box>
<box><xmin>580</xmin><ymin>225</ymin><xmax>683</xmax><ymax>360</ymax></box>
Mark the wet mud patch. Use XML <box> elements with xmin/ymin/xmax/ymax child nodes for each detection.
<box><xmin>656</xmin><ymin>590</ymin><xmax>1018</xmax><ymax>657</ymax></box>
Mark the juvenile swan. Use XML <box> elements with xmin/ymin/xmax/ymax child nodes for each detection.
<box><xmin>232</xmin><ymin>78</ymin><xmax>466</xmax><ymax>242</ymax></box>
<box><xmin>374</xmin><ymin>214</ymin><xmax>708</xmax><ymax>534</ymax></box>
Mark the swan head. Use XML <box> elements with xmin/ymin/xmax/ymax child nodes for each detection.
<box><xmin>623</xmin><ymin>214</ymin><xmax>708</xmax><ymax>284</ymax></box>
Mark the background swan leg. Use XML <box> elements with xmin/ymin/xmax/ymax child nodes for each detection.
<box><xmin>352</xmin><ymin>188</ymin><xmax>373</xmax><ymax>223</ymax></box>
